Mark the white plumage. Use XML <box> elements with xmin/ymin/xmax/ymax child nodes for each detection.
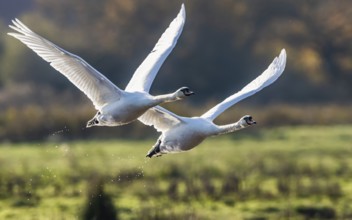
<box><xmin>8</xmin><ymin>4</ymin><xmax>193</xmax><ymax>127</ymax></box>
<box><xmin>125</xmin><ymin>4</ymin><xmax>186</xmax><ymax>93</ymax></box>
<box><xmin>140</xmin><ymin>49</ymin><xmax>287</xmax><ymax>157</ymax></box>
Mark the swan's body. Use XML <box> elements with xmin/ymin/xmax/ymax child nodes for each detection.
<box><xmin>92</xmin><ymin>91</ymin><xmax>163</xmax><ymax>126</ymax></box>
<box><xmin>8</xmin><ymin>4</ymin><xmax>193</xmax><ymax>127</ymax></box>
<box><xmin>158</xmin><ymin>117</ymin><xmax>218</xmax><ymax>153</ymax></box>
<box><xmin>140</xmin><ymin>49</ymin><xmax>287</xmax><ymax>157</ymax></box>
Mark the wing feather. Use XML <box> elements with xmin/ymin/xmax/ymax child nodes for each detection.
<box><xmin>8</xmin><ymin>19</ymin><xmax>122</xmax><ymax>110</ymax></box>
<box><xmin>125</xmin><ymin>4</ymin><xmax>186</xmax><ymax>92</ymax></box>
<box><xmin>138</xmin><ymin>106</ymin><xmax>183</xmax><ymax>132</ymax></box>
<box><xmin>201</xmin><ymin>49</ymin><xmax>287</xmax><ymax>120</ymax></box>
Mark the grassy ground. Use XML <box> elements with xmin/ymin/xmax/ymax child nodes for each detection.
<box><xmin>0</xmin><ymin>125</ymin><xmax>351</xmax><ymax>219</ymax></box>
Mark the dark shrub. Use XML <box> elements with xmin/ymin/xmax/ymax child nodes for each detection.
<box><xmin>296</xmin><ymin>206</ymin><xmax>336</xmax><ymax>219</ymax></box>
<box><xmin>81</xmin><ymin>177</ymin><xmax>118</xmax><ymax>220</ymax></box>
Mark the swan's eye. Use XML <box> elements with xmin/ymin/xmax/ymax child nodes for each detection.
<box><xmin>244</xmin><ymin>116</ymin><xmax>256</xmax><ymax>125</ymax></box>
<box><xmin>180</xmin><ymin>87</ymin><xmax>194</xmax><ymax>96</ymax></box>
<box><xmin>181</xmin><ymin>88</ymin><xmax>189</xmax><ymax>92</ymax></box>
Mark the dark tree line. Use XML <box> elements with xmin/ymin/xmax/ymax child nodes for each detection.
<box><xmin>0</xmin><ymin>0</ymin><xmax>351</xmax><ymax>141</ymax></box>
<box><xmin>0</xmin><ymin>0</ymin><xmax>351</xmax><ymax>103</ymax></box>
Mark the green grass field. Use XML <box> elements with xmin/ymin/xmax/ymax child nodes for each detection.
<box><xmin>0</xmin><ymin>125</ymin><xmax>351</xmax><ymax>219</ymax></box>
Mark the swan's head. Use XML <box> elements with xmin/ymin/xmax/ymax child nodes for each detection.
<box><xmin>175</xmin><ymin>87</ymin><xmax>194</xmax><ymax>99</ymax></box>
<box><xmin>240</xmin><ymin>115</ymin><xmax>257</xmax><ymax>126</ymax></box>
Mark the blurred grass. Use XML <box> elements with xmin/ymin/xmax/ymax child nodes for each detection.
<box><xmin>0</xmin><ymin>125</ymin><xmax>351</xmax><ymax>219</ymax></box>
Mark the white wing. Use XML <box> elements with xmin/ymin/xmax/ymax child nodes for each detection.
<box><xmin>8</xmin><ymin>19</ymin><xmax>122</xmax><ymax>110</ymax></box>
<box><xmin>138</xmin><ymin>106</ymin><xmax>183</xmax><ymax>132</ymax></box>
<box><xmin>125</xmin><ymin>4</ymin><xmax>186</xmax><ymax>92</ymax></box>
<box><xmin>201</xmin><ymin>49</ymin><xmax>287</xmax><ymax>121</ymax></box>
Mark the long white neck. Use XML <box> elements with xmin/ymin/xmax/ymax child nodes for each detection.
<box><xmin>151</xmin><ymin>87</ymin><xmax>193</xmax><ymax>105</ymax></box>
<box><xmin>213</xmin><ymin>120</ymin><xmax>249</xmax><ymax>136</ymax></box>
<box><xmin>153</xmin><ymin>91</ymin><xmax>185</xmax><ymax>104</ymax></box>
<box><xmin>152</xmin><ymin>92</ymin><xmax>182</xmax><ymax>104</ymax></box>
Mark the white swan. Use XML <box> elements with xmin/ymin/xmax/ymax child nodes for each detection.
<box><xmin>8</xmin><ymin>4</ymin><xmax>193</xmax><ymax>127</ymax></box>
<box><xmin>140</xmin><ymin>49</ymin><xmax>287</xmax><ymax>157</ymax></box>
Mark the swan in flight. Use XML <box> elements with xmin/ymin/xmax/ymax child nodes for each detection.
<box><xmin>140</xmin><ymin>49</ymin><xmax>287</xmax><ymax>157</ymax></box>
<box><xmin>8</xmin><ymin>4</ymin><xmax>193</xmax><ymax>127</ymax></box>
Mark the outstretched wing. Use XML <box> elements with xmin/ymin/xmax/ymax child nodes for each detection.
<box><xmin>8</xmin><ymin>19</ymin><xmax>122</xmax><ymax>110</ymax></box>
<box><xmin>138</xmin><ymin>106</ymin><xmax>183</xmax><ymax>132</ymax></box>
<box><xmin>201</xmin><ymin>49</ymin><xmax>287</xmax><ymax>121</ymax></box>
<box><xmin>125</xmin><ymin>4</ymin><xmax>186</xmax><ymax>92</ymax></box>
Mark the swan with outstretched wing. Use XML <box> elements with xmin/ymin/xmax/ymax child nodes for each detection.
<box><xmin>139</xmin><ymin>49</ymin><xmax>287</xmax><ymax>157</ymax></box>
<box><xmin>8</xmin><ymin>4</ymin><xmax>193</xmax><ymax>127</ymax></box>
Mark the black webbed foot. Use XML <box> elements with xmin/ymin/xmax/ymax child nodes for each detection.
<box><xmin>146</xmin><ymin>140</ymin><xmax>161</xmax><ymax>158</ymax></box>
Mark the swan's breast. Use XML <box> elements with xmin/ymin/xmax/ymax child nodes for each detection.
<box><xmin>161</xmin><ymin>118</ymin><xmax>216</xmax><ymax>152</ymax></box>
<box><xmin>101</xmin><ymin>92</ymin><xmax>154</xmax><ymax>124</ymax></box>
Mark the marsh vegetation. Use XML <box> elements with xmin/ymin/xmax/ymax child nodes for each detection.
<box><xmin>0</xmin><ymin>126</ymin><xmax>351</xmax><ymax>219</ymax></box>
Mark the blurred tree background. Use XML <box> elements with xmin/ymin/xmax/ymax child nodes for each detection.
<box><xmin>0</xmin><ymin>0</ymin><xmax>351</xmax><ymax>141</ymax></box>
